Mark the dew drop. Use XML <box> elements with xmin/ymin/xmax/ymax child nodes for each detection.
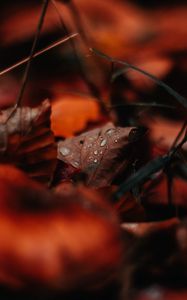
<box><xmin>72</xmin><ymin>161</ymin><xmax>79</xmax><ymax>168</ymax></box>
<box><xmin>114</xmin><ymin>139</ymin><xmax>118</xmax><ymax>143</ymax></box>
<box><xmin>100</xmin><ymin>139</ymin><xmax>107</xmax><ymax>147</ymax></box>
<box><xmin>94</xmin><ymin>150</ymin><xmax>98</xmax><ymax>155</ymax></box>
<box><xmin>60</xmin><ymin>147</ymin><xmax>70</xmax><ymax>156</ymax></box>
<box><xmin>106</xmin><ymin>128</ymin><xmax>115</xmax><ymax>135</ymax></box>
<box><xmin>94</xmin><ymin>159</ymin><xmax>98</xmax><ymax>163</ymax></box>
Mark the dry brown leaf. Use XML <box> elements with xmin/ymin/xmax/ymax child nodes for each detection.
<box><xmin>0</xmin><ymin>165</ymin><xmax>123</xmax><ymax>291</ymax></box>
<box><xmin>58</xmin><ymin>122</ymin><xmax>145</xmax><ymax>187</ymax></box>
<box><xmin>0</xmin><ymin>100</ymin><xmax>57</xmax><ymax>185</ymax></box>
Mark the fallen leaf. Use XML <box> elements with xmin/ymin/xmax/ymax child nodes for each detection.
<box><xmin>58</xmin><ymin>122</ymin><xmax>145</xmax><ymax>187</ymax></box>
<box><xmin>0</xmin><ymin>165</ymin><xmax>123</xmax><ymax>291</ymax></box>
<box><xmin>0</xmin><ymin>100</ymin><xmax>57</xmax><ymax>185</ymax></box>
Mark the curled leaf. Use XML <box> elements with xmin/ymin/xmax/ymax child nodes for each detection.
<box><xmin>0</xmin><ymin>100</ymin><xmax>57</xmax><ymax>184</ymax></box>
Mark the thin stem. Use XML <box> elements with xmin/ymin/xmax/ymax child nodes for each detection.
<box><xmin>106</xmin><ymin>102</ymin><xmax>175</xmax><ymax>110</ymax></box>
<box><xmin>0</xmin><ymin>34</ymin><xmax>78</xmax><ymax>77</ymax></box>
<box><xmin>114</xmin><ymin>132</ymin><xmax>187</xmax><ymax>200</ymax></box>
<box><xmin>51</xmin><ymin>0</ymin><xmax>107</xmax><ymax>113</ymax></box>
<box><xmin>66</xmin><ymin>0</ymin><xmax>89</xmax><ymax>45</ymax></box>
<box><xmin>51</xmin><ymin>0</ymin><xmax>70</xmax><ymax>33</ymax></box>
<box><xmin>169</xmin><ymin>130</ymin><xmax>187</xmax><ymax>158</ymax></box>
<box><xmin>91</xmin><ymin>48</ymin><xmax>187</xmax><ymax>109</ymax></box>
<box><xmin>170</xmin><ymin>120</ymin><xmax>187</xmax><ymax>150</ymax></box>
<box><xmin>7</xmin><ymin>0</ymin><xmax>50</xmax><ymax>122</ymax></box>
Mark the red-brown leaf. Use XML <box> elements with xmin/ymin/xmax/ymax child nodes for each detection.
<box><xmin>58</xmin><ymin>122</ymin><xmax>144</xmax><ymax>187</ymax></box>
<box><xmin>0</xmin><ymin>100</ymin><xmax>57</xmax><ymax>185</ymax></box>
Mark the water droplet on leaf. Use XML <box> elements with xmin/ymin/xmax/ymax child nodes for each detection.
<box><xmin>60</xmin><ymin>147</ymin><xmax>70</xmax><ymax>156</ymax></box>
<box><xmin>100</xmin><ymin>139</ymin><xmax>107</xmax><ymax>147</ymax></box>
<box><xmin>106</xmin><ymin>128</ymin><xmax>115</xmax><ymax>135</ymax></box>
<box><xmin>72</xmin><ymin>161</ymin><xmax>79</xmax><ymax>168</ymax></box>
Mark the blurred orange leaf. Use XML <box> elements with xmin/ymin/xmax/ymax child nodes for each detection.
<box><xmin>0</xmin><ymin>165</ymin><xmax>122</xmax><ymax>290</ymax></box>
<box><xmin>51</xmin><ymin>94</ymin><xmax>102</xmax><ymax>137</ymax></box>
